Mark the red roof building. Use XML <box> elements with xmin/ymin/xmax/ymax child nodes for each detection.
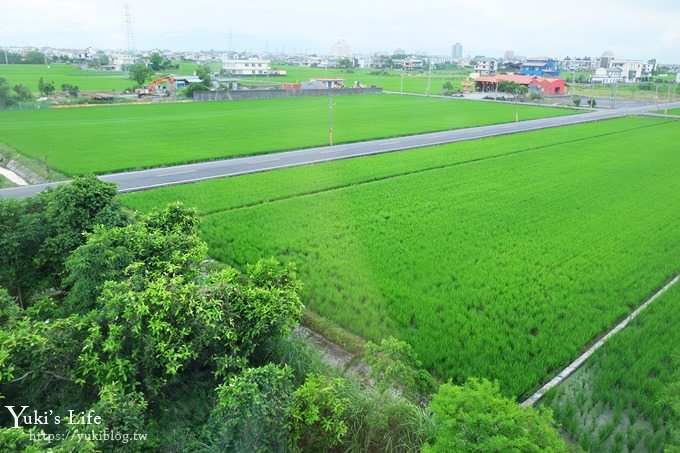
<box><xmin>474</xmin><ymin>74</ymin><xmax>566</xmax><ymax>95</ymax></box>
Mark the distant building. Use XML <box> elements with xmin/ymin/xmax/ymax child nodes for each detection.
<box><xmin>504</xmin><ymin>50</ymin><xmax>514</xmax><ymax>61</ymax></box>
<box><xmin>452</xmin><ymin>42</ymin><xmax>463</xmax><ymax>59</ymax></box>
<box><xmin>474</xmin><ymin>74</ymin><xmax>566</xmax><ymax>95</ymax></box>
<box><xmin>331</xmin><ymin>39</ymin><xmax>352</xmax><ymax>59</ymax></box>
<box><xmin>223</xmin><ymin>58</ymin><xmax>271</xmax><ymax>75</ymax></box>
<box><xmin>560</xmin><ymin>56</ymin><xmax>597</xmax><ymax>71</ymax></box>
<box><xmin>521</xmin><ymin>57</ymin><xmax>560</xmax><ymax>77</ymax></box>
<box><xmin>590</xmin><ymin>66</ymin><xmax>624</xmax><ymax>84</ymax></box>
<box><xmin>303</xmin><ymin>78</ymin><xmax>344</xmax><ymax>89</ymax></box>
<box><xmin>110</xmin><ymin>53</ymin><xmax>136</xmax><ymax>69</ymax></box>
<box><xmin>643</xmin><ymin>59</ymin><xmax>657</xmax><ymax>76</ymax></box>
<box><xmin>474</xmin><ymin>59</ymin><xmax>497</xmax><ymax>76</ymax></box>
<box><xmin>599</xmin><ymin>51</ymin><xmax>615</xmax><ymax>69</ymax></box>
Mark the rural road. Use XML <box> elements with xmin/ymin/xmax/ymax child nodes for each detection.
<box><xmin>1</xmin><ymin>101</ymin><xmax>678</xmax><ymax>199</ymax></box>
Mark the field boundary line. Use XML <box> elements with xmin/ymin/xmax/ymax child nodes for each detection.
<box><xmin>522</xmin><ymin>272</ymin><xmax>680</xmax><ymax>407</ymax></box>
<box><xmin>199</xmin><ymin>121</ymin><xmax>666</xmax><ymax>217</ymax></box>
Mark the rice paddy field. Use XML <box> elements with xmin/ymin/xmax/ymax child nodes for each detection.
<box><xmin>573</xmin><ymin>83</ymin><xmax>680</xmax><ymax>102</ymax></box>
<box><xmin>0</xmin><ymin>94</ymin><xmax>576</xmax><ymax>175</ymax></box>
<box><xmin>121</xmin><ymin>116</ymin><xmax>680</xmax><ymax>399</ymax></box>
<box><xmin>0</xmin><ymin>64</ymin><xmax>131</xmax><ymax>92</ymax></box>
<box><xmin>544</xmin><ymin>283</ymin><xmax>680</xmax><ymax>452</ymax></box>
<box><xmin>250</xmin><ymin>64</ymin><xmax>472</xmax><ymax>95</ymax></box>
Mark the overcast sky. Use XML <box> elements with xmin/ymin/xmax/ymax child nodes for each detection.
<box><xmin>2</xmin><ymin>0</ymin><xmax>679</xmax><ymax>62</ymax></box>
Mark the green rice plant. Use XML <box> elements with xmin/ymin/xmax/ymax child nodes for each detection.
<box><xmin>0</xmin><ymin>94</ymin><xmax>577</xmax><ymax>175</ymax></box>
<box><xmin>124</xmin><ymin>117</ymin><xmax>680</xmax><ymax>403</ymax></box>
<box><xmin>548</xmin><ymin>284</ymin><xmax>680</xmax><ymax>451</ymax></box>
<box><xmin>0</xmin><ymin>63</ymin><xmax>131</xmax><ymax>92</ymax></box>
<box><xmin>122</xmin><ymin>116</ymin><xmax>658</xmax><ymax>215</ymax></box>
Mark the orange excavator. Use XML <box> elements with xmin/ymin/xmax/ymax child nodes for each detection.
<box><xmin>135</xmin><ymin>76</ymin><xmax>176</xmax><ymax>98</ymax></box>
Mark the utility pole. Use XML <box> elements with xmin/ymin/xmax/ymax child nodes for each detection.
<box><xmin>665</xmin><ymin>85</ymin><xmax>671</xmax><ymax>115</ymax></box>
<box><xmin>328</xmin><ymin>92</ymin><xmax>334</xmax><ymax>146</ymax></box>
<box><xmin>400</xmin><ymin>72</ymin><xmax>404</xmax><ymax>93</ymax></box>
<box><xmin>515</xmin><ymin>90</ymin><xmax>519</xmax><ymax>122</ymax></box>
<box><xmin>427</xmin><ymin>58</ymin><xmax>432</xmax><ymax>96</ymax></box>
<box><xmin>655</xmin><ymin>85</ymin><xmax>659</xmax><ymax>111</ymax></box>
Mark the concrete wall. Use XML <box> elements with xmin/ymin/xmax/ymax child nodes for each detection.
<box><xmin>193</xmin><ymin>87</ymin><xmax>382</xmax><ymax>102</ymax></box>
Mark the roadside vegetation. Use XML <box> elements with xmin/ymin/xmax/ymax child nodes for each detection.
<box><xmin>0</xmin><ymin>94</ymin><xmax>576</xmax><ymax>175</ymax></box>
<box><xmin>123</xmin><ymin>117</ymin><xmax>680</xmax><ymax>400</ymax></box>
<box><xmin>0</xmin><ymin>174</ymin><xmax>16</xmax><ymax>188</ymax></box>
<box><xmin>0</xmin><ymin>176</ymin><xmax>566</xmax><ymax>451</ymax></box>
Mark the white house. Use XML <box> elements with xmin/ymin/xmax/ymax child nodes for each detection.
<box><xmin>474</xmin><ymin>59</ymin><xmax>497</xmax><ymax>76</ymax></box>
<box><xmin>610</xmin><ymin>60</ymin><xmax>644</xmax><ymax>83</ymax></box>
<box><xmin>223</xmin><ymin>58</ymin><xmax>271</xmax><ymax>75</ymax></box>
<box><xmin>590</xmin><ymin>67</ymin><xmax>624</xmax><ymax>84</ymax></box>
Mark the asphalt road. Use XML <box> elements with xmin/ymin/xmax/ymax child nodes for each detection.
<box><xmin>1</xmin><ymin>101</ymin><xmax>678</xmax><ymax>200</ymax></box>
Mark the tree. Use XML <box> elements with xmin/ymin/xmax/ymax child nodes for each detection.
<box><xmin>61</xmin><ymin>83</ymin><xmax>80</xmax><ymax>97</ymax></box>
<box><xmin>0</xmin><ymin>77</ymin><xmax>11</xmax><ymax>108</ymax></box>
<box><xmin>149</xmin><ymin>52</ymin><xmax>164</xmax><ymax>71</ymax></box>
<box><xmin>515</xmin><ymin>84</ymin><xmax>528</xmax><ymax>96</ymax></box>
<box><xmin>339</xmin><ymin>58</ymin><xmax>353</xmax><ymax>70</ymax></box>
<box><xmin>587</xmin><ymin>98</ymin><xmax>597</xmax><ymax>108</ymax></box>
<box><xmin>128</xmin><ymin>64</ymin><xmax>155</xmax><ymax>86</ymax></box>
<box><xmin>37</xmin><ymin>77</ymin><xmax>55</xmax><ymax>96</ymax></box>
<box><xmin>0</xmin><ymin>175</ymin><xmax>127</xmax><ymax>304</ymax></box>
<box><xmin>573</xmin><ymin>98</ymin><xmax>582</xmax><ymax>107</ymax></box>
<box><xmin>24</xmin><ymin>50</ymin><xmax>46</xmax><ymax>64</ymax></box>
<box><xmin>424</xmin><ymin>378</ymin><xmax>567</xmax><ymax>452</ymax></box>
<box><xmin>12</xmin><ymin>84</ymin><xmax>32</xmax><ymax>101</ymax></box>
<box><xmin>206</xmin><ymin>364</ymin><xmax>294</xmax><ymax>452</ymax></box>
<box><xmin>286</xmin><ymin>373</ymin><xmax>349</xmax><ymax>452</ymax></box>
<box><xmin>195</xmin><ymin>64</ymin><xmax>213</xmax><ymax>87</ymax></box>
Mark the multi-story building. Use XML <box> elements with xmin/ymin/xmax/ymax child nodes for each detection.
<box><xmin>222</xmin><ymin>58</ymin><xmax>271</xmax><ymax>75</ymax></box>
<box><xmin>474</xmin><ymin>59</ymin><xmax>497</xmax><ymax>76</ymax></box>
<box><xmin>610</xmin><ymin>60</ymin><xmax>649</xmax><ymax>83</ymax></box>
<box><xmin>560</xmin><ymin>56</ymin><xmax>597</xmax><ymax>71</ymax></box>
<box><xmin>521</xmin><ymin>57</ymin><xmax>560</xmax><ymax>77</ymax></box>
<box><xmin>452</xmin><ymin>42</ymin><xmax>463</xmax><ymax>59</ymax></box>
<box><xmin>331</xmin><ymin>39</ymin><xmax>352</xmax><ymax>59</ymax></box>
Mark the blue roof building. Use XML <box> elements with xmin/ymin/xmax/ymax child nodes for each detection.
<box><xmin>521</xmin><ymin>57</ymin><xmax>560</xmax><ymax>77</ymax></box>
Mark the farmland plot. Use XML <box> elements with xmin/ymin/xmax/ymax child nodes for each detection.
<box><xmin>122</xmin><ymin>117</ymin><xmax>680</xmax><ymax>398</ymax></box>
<box><xmin>545</xmin><ymin>283</ymin><xmax>680</xmax><ymax>452</ymax></box>
<box><xmin>0</xmin><ymin>94</ymin><xmax>575</xmax><ymax>175</ymax></box>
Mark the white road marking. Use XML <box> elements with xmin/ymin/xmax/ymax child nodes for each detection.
<box><xmin>320</xmin><ymin>148</ymin><xmax>347</xmax><ymax>154</ymax></box>
<box><xmin>247</xmin><ymin>157</ymin><xmax>280</xmax><ymax>164</ymax></box>
<box><xmin>154</xmin><ymin>170</ymin><xmax>196</xmax><ymax>177</ymax></box>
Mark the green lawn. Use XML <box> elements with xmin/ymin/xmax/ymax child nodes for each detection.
<box><xmin>121</xmin><ymin>117</ymin><xmax>680</xmax><ymax>398</ymax></box>
<box><xmin>0</xmin><ymin>94</ymin><xmax>576</xmax><ymax>175</ymax></box>
<box><xmin>545</xmin><ymin>283</ymin><xmax>680</xmax><ymax>452</ymax></box>
<box><xmin>660</xmin><ymin>107</ymin><xmax>680</xmax><ymax>115</ymax></box>
<box><xmin>0</xmin><ymin>64</ymin><xmax>131</xmax><ymax>93</ymax></box>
